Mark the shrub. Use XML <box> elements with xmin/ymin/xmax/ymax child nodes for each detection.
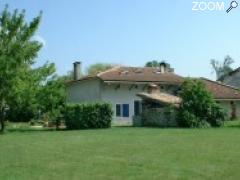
<box><xmin>177</xmin><ymin>78</ymin><xmax>226</xmax><ymax>128</ymax></box>
<box><xmin>65</xmin><ymin>103</ymin><xmax>113</xmax><ymax>130</ymax></box>
<box><xmin>207</xmin><ymin>103</ymin><xmax>227</xmax><ymax>127</ymax></box>
<box><xmin>6</xmin><ymin>105</ymin><xmax>36</xmax><ymax>122</ymax></box>
<box><xmin>178</xmin><ymin>110</ymin><xmax>199</xmax><ymax>127</ymax></box>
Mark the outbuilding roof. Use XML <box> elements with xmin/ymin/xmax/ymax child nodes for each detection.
<box><xmin>137</xmin><ymin>92</ymin><xmax>181</xmax><ymax>107</ymax></box>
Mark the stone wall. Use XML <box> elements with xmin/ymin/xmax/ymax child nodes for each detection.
<box><xmin>133</xmin><ymin>107</ymin><xmax>178</xmax><ymax>127</ymax></box>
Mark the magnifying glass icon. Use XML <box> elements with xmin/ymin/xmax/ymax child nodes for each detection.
<box><xmin>226</xmin><ymin>1</ymin><xmax>238</xmax><ymax>13</ymax></box>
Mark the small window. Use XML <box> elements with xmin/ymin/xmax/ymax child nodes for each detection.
<box><xmin>116</xmin><ymin>104</ymin><xmax>121</xmax><ymax>117</ymax></box>
<box><xmin>122</xmin><ymin>104</ymin><xmax>129</xmax><ymax>117</ymax></box>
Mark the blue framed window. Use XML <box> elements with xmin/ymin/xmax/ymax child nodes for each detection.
<box><xmin>122</xmin><ymin>104</ymin><xmax>129</xmax><ymax>117</ymax></box>
<box><xmin>116</xmin><ymin>104</ymin><xmax>121</xmax><ymax>117</ymax></box>
<box><xmin>115</xmin><ymin>104</ymin><xmax>129</xmax><ymax>117</ymax></box>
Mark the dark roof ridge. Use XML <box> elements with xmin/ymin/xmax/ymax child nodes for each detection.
<box><xmin>228</xmin><ymin>67</ymin><xmax>240</xmax><ymax>76</ymax></box>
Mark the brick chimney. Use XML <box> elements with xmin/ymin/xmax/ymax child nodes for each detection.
<box><xmin>159</xmin><ymin>62</ymin><xmax>166</xmax><ymax>73</ymax></box>
<box><xmin>73</xmin><ymin>61</ymin><xmax>81</xmax><ymax>80</ymax></box>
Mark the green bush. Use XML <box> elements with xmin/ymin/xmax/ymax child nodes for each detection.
<box><xmin>178</xmin><ymin>78</ymin><xmax>227</xmax><ymax>128</ymax></box>
<box><xmin>65</xmin><ymin>103</ymin><xmax>113</xmax><ymax>129</ymax></box>
<box><xmin>207</xmin><ymin>103</ymin><xmax>227</xmax><ymax>127</ymax></box>
<box><xmin>178</xmin><ymin>110</ymin><xmax>211</xmax><ymax>128</ymax></box>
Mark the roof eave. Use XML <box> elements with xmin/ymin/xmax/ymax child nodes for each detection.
<box><xmin>65</xmin><ymin>76</ymin><xmax>102</xmax><ymax>85</ymax></box>
<box><xmin>103</xmin><ymin>80</ymin><xmax>182</xmax><ymax>85</ymax></box>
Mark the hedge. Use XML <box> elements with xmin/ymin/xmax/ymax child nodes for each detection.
<box><xmin>64</xmin><ymin>103</ymin><xmax>113</xmax><ymax>129</ymax></box>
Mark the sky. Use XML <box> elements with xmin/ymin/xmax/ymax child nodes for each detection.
<box><xmin>0</xmin><ymin>0</ymin><xmax>240</xmax><ymax>79</ymax></box>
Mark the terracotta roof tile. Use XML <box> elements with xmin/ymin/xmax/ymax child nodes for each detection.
<box><xmin>201</xmin><ymin>78</ymin><xmax>240</xmax><ymax>100</ymax></box>
<box><xmin>97</xmin><ymin>66</ymin><xmax>184</xmax><ymax>84</ymax></box>
<box><xmin>137</xmin><ymin>92</ymin><xmax>181</xmax><ymax>106</ymax></box>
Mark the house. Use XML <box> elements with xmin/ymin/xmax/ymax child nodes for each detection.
<box><xmin>66</xmin><ymin>62</ymin><xmax>240</xmax><ymax>125</ymax></box>
<box><xmin>219</xmin><ymin>67</ymin><xmax>240</xmax><ymax>88</ymax></box>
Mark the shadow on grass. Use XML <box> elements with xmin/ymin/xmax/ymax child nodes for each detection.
<box><xmin>112</xmin><ymin>125</ymin><xmax>134</xmax><ymax>128</ymax></box>
<box><xmin>6</xmin><ymin>127</ymin><xmax>67</xmax><ymax>133</ymax></box>
<box><xmin>6</xmin><ymin>128</ymin><xmax>55</xmax><ymax>133</ymax></box>
<box><xmin>224</xmin><ymin>124</ymin><xmax>240</xmax><ymax>128</ymax></box>
<box><xmin>224</xmin><ymin>120</ymin><xmax>240</xmax><ymax>128</ymax></box>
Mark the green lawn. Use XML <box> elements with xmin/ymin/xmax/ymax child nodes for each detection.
<box><xmin>1</xmin><ymin>124</ymin><xmax>240</xmax><ymax>179</ymax></box>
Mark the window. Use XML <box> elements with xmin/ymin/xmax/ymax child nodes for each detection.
<box><xmin>115</xmin><ymin>103</ymin><xmax>129</xmax><ymax>117</ymax></box>
<box><xmin>122</xmin><ymin>104</ymin><xmax>129</xmax><ymax>117</ymax></box>
<box><xmin>116</xmin><ymin>104</ymin><xmax>121</xmax><ymax>117</ymax></box>
<box><xmin>134</xmin><ymin>101</ymin><xmax>141</xmax><ymax>116</ymax></box>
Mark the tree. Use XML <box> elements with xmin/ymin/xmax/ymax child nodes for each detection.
<box><xmin>177</xmin><ymin>78</ymin><xmax>226</xmax><ymax>128</ymax></box>
<box><xmin>0</xmin><ymin>6</ymin><xmax>42</xmax><ymax>132</ymax></box>
<box><xmin>86</xmin><ymin>63</ymin><xmax>116</xmax><ymax>76</ymax></box>
<box><xmin>145</xmin><ymin>60</ymin><xmax>160</xmax><ymax>67</ymax></box>
<box><xmin>36</xmin><ymin>70</ymin><xmax>66</xmax><ymax>124</ymax></box>
<box><xmin>6</xmin><ymin>62</ymin><xmax>63</xmax><ymax>122</ymax></box>
<box><xmin>210</xmin><ymin>55</ymin><xmax>234</xmax><ymax>81</ymax></box>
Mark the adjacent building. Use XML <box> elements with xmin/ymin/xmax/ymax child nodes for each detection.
<box><xmin>220</xmin><ymin>67</ymin><xmax>240</xmax><ymax>88</ymax></box>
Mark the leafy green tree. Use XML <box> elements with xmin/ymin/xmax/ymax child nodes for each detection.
<box><xmin>0</xmin><ymin>6</ymin><xmax>42</xmax><ymax>132</ymax></box>
<box><xmin>6</xmin><ymin>62</ymin><xmax>61</xmax><ymax>122</ymax></box>
<box><xmin>210</xmin><ymin>55</ymin><xmax>234</xmax><ymax>81</ymax></box>
<box><xmin>145</xmin><ymin>60</ymin><xmax>169</xmax><ymax>68</ymax></box>
<box><xmin>145</xmin><ymin>60</ymin><xmax>160</xmax><ymax>67</ymax></box>
<box><xmin>36</xmin><ymin>70</ymin><xmax>66</xmax><ymax>124</ymax></box>
<box><xmin>178</xmin><ymin>78</ymin><xmax>226</xmax><ymax>128</ymax></box>
<box><xmin>87</xmin><ymin>63</ymin><xmax>116</xmax><ymax>76</ymax></box>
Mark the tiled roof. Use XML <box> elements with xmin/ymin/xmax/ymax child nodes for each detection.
<box><xmin>97</xmin><ymin>66</ymin><xmax>184</xmax><ymax>84</ymax></box>
<box><xmin>67</xmin><ymin>66</ymin><xmax>240</xmax><ymax>100</ymax></box>
<box><xmin>201</xmin><ymin>78</ymin><xmax>240</xmax><ymax>100</ymax></box>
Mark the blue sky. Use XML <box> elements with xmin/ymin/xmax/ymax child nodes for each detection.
<box><xmin>0</xmin><ymin>0</ymin><xmax>239</xmax><ymax>79</ymax></box>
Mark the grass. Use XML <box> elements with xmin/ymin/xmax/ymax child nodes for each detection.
<box><xmin>0</xmin><ymin>123</ymin><xmax>240</xmax><ymax>179</ymax></box>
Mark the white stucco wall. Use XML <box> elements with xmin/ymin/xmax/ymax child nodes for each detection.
<box><xmin>101</xmin><ymin>83</ymin><xmax>146</xmax><ymax>125</ymax></box>
<box><xmin>218</xmin><ymin>101</ymin><xmax>231</xmax><ymax>118</ymax></box>
<box><xmin>218</xmin><ymin>101</ymin><xmax>240</xmax><ymax>119</ymax></box>
<box><xmin>67</xmin><ymin>81</ymin><xmax>180</xmax><ymax>125</ymax></box>
<box><xmin>66</xmin><ymin>78</ymin><xmax>101</xmax><ymax>103</ymax></box>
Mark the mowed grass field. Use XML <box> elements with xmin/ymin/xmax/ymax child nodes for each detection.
<box><xmin>1</xmin><ymin>123</ymin><xmax>240</xmax><ymax>180</ymax></box>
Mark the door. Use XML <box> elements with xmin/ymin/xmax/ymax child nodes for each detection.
<box><xmin>134</xmin><ymin>100</ymin><xmax>142</xmax><ymax>116</ymax></box>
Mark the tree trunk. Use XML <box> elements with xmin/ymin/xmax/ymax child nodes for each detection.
<box><xmin>0</xmin><ymin>119</ymin><xmax>4</xmax><ymax>133</ymax></box>
<box><xmin>0</xmin><ymin>105</ymin><xmax>5</xmax><ymax>133</ymax></box>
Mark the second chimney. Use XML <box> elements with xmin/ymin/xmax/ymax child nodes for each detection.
<box><xmin>73</xmin><ymin>61</ymin><xmax>81</xmax><ymax>80</ymax></box>
<box><xmin>159</xmin><ymin>62</ymin><xmax>166</xmax><ymax>73</ymax></box>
